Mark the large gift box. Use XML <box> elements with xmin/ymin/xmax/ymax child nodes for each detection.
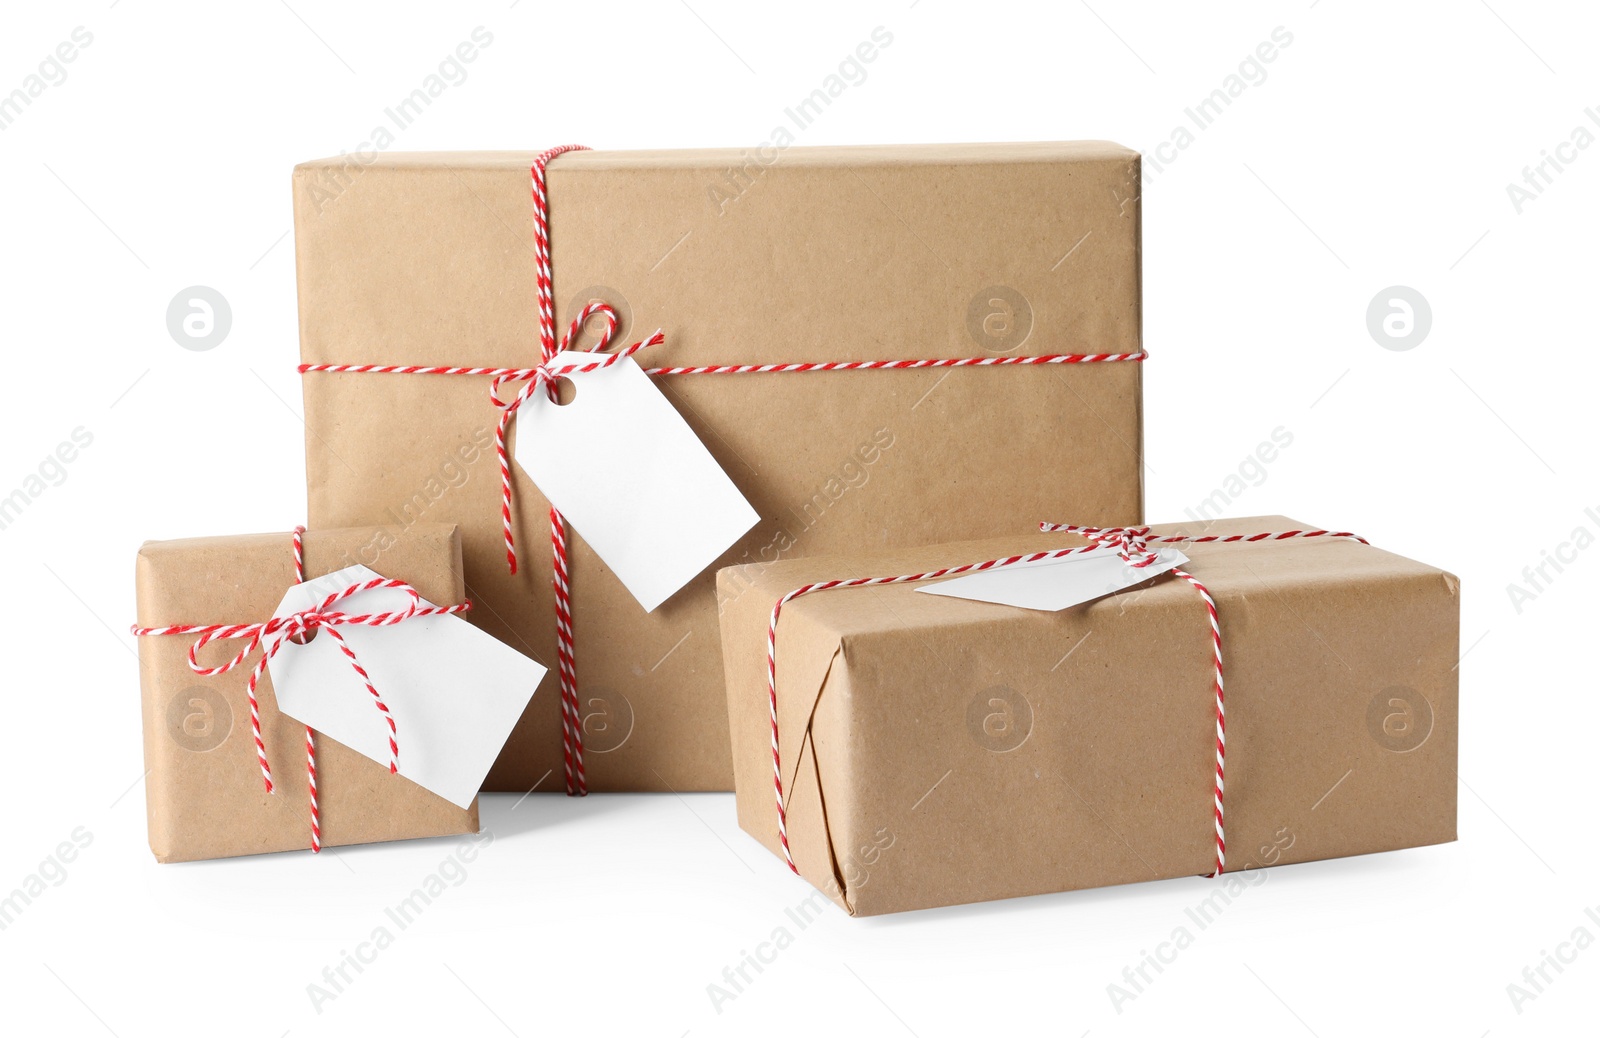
<box><xmin>717</xmin><ymin>516</ymin><xmax>1459</xmax><ymax>915</ymax></box>
<box><xmin>292</xmin><ymin>142</ymin><xmax>1147</xmax><ymax>793</ymax></box>
<box><xmin>134</xmin><ymin>524</ymin><xmax>479</xmax><ymax>862</ymax></box>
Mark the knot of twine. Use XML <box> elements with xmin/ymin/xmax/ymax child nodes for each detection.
<box><xmin>486</xmin><ymin>299</ymin><xmax>665</xmax><ymax>577</ymax></box>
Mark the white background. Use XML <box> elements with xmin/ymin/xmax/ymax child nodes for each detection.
<box><xmin>1</xmin><ymin>1</ymin><xmax>1593</xmax><ymax>1034</ymax></box>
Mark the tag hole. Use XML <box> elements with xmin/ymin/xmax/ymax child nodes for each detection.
<box><xmin>552</xmin><ymin>377</ymin><xmax>577</xmax><ymax>406</ymax></box>
<box><xmin>289</xmin><ymin>628</ymin><xmax>318</xmax><ymax>646</ymax></box>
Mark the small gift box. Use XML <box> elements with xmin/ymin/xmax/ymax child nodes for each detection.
<box><xmin>717</xmin><ymin>516</ymin><xmax>1459</xmax><ymax>915</ymax></box>
<box><xmin>133</xmin><ymin>523</ymin><xmax>538</xmax><ymax>862</ymax></box>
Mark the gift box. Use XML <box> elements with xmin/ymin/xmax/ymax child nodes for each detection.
<box><xmin>134</xmin><ymin>524</ymin><xmax>479</xmax><ymax>862</ymax></box>
<box><xmin>292</xmin><ymin>141</ymin><xmax>1146</xmax><ymax>793</ymax></box>
<box><xmin>717</xmin><ymin>516</ymin><xmax>1459</xmax><ymax>915</ymax></box>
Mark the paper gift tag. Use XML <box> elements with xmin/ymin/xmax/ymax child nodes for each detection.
<box><xmin>514</xmin><ymin>351</ymin><xmax>759</xmax><ymax>612</ymax></box>
<box><xmin>917</xmin><ymin>547</ymin><xmax>1189</xmax><ymax>612</ymax></box>
<box><xmin>267</xmin><ymin>565</ymin><xmax>547</xmax><ymax>808</ymax></box>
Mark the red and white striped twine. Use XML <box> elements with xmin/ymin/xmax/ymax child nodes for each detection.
<box><xmin>294</xmin><ymin>525</ymin><xmax>318</xmax><ymax>848</ymax></box>
<box><xmin>765</xmin><ymin>524</ymin><xmax>1369</xmax><ymax>879</ymax></box>
<box><xmin>295</xmin><ymin>144</ymin><xmax>1148</xmax><ymax>795</ymax></box>
<box><xmin>131</xmin><ymin>526</ymin><xmax>471</xmax><ymax>852</ymax></box>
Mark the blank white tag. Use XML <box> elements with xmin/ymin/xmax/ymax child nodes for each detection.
<box><xmin>267</xmin><ymin>565</ymin><xmax>548</xmax><ymax>809</ymax></box>
<box><xmin>514</xmin><ymin>351</ymin><xmax>759</xmax><ymax>612</ymax></box>
<box><xmin>917</xmin><ymin>547</ymin><xmax>1189</xmax><ymax>611</ymax></box>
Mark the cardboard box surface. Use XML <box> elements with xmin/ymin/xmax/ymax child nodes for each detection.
<box><xmin>135</xmin><ymin>524</ymin><xmax>479</xmax><ymax>862</ymax></box>
<box><xmin>718</xmin><ymin>516</ymin><xmax>1459</xmax><ymax>915</ymax></box>
<box><xmin>295</xmin><ymin>142</ymin><xmax>1145</xmax><ymax>791</ymax></box>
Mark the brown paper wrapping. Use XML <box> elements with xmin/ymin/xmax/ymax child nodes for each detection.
<box><xmin>718</xmin><ymin>516</ymin><xmax>1460</xmax><ymax>915</ymax></box>
<box><xmin>135</xmin><ymin>524</ymin><xmax>479</xmax><ymax>863</ymax></box>
<box><xmin>293</xmin><ymin>142</ymin><xmax>1146</xmax><ymax>792</ymax></box>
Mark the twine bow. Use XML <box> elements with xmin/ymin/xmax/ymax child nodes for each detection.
<box><xmin>1076</xmin><ymin>525</ymin><xmax>1161</xmax><ymax>568</ymax></box>
<box><xmin>488</xmin><ymin>299</ymin><xmax>665</xmax><ymax>577</ymax></box>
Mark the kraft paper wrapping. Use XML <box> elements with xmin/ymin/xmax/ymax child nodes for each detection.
<box><xmin>135</xmin><ymin>524</ymin><xmax>479</xmax><ymax>862</ymax></box>
<box><xmin>719</xmin><ymin>516</ymin><xmax>1459</xmax><ymax>915</ymax></box>
<box><xmin>294</xmin><ymin>142</ymin><xmax>1146</xmax><ymax>792</ymax></box>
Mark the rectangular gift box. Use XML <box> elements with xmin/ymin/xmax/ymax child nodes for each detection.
<box><xmin>717</xmin><ymin>515</ymin><xmax>1460</xmax><ymax>916</ymax></box>
<box><xmin>134</xmin><ymin>524</ymin><xmax>479</xmax><ymax>862</ymax></box>
<box><xmin>293</xmin><ymin>141</ymin><xmax>1146</xmax><ymax>792</ymax></box>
